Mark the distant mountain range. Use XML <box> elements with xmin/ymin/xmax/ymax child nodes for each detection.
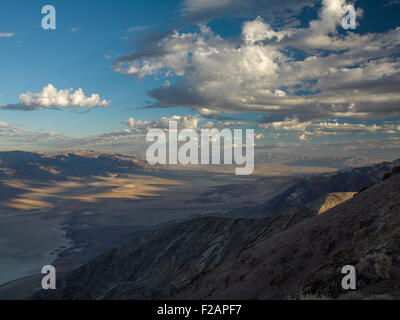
<box><xmin>257</xmin><ymin>153</ymin><xmax>385</xmax><ymax>169</ymax></box>
<box><xmin>0</xmin><ymin>150</ymin><xmax>157</xmax><ymax>180</ymax></box>
<box><xmin>0</xmin><ymin>151</ymin><xmax>386</xmax><ymax>181</ymax></box>
<box><xmin>284</xmin><ymin>156</ymin><xmax>384</xmax><ymax>169</ymax></box>
<box><xmin>35</xmin><ymin>160</ymin><xmax>400</xmax><ymax>300</ymax></box>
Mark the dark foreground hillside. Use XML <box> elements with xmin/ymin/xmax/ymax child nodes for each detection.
<box><xmin>34</xmin><ymin>165</ymin><xmax>400</xmax><ymax>300</ymax></box>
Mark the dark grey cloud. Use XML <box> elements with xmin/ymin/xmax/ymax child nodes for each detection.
<box><xmin>180</xmin><ymin>0</ymin><xmax>318</xmax><ymax>25</ymax></box>
<box><xmin>0</xmin><ymin>104</ymin><xmax>44</xmax><ymax>111</ymax></box>
<box><xmin>116</xmin><ymin>30</ymin><xmax>175</xmax><ymax>63</ymax></box>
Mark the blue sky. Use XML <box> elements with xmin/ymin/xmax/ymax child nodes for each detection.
<box><xmin>0</xmin><ymin>0</ymin><xmax>185</xmax><ymax>136</ymax></box>
<box><xmin>0</xmin><ymin>0</ymin><xmax>400</xmax><ymax>159</ymax></box>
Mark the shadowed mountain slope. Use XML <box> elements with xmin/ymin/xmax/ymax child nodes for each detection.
<box><xmin>34</xmin><ymin>163</ymin><xmax>400</xmax><ymax>300</ymax></box>
<box><xmin>174</xmin><ymin>170</ymin><xmax>400</xmax><ymax>300</ymax></box>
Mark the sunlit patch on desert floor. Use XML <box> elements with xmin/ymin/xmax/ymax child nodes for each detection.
<box><xmin>1</xmin><ymin>173</ymin><xmax>182</xmax><ymax>210</ymax></box>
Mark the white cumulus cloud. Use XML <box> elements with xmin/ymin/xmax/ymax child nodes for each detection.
<box><xmin>1</xmin><ymin>84</ymin><xmax>110</xmax><ymax>111</ymax></box>
<box><xmin>113</xmin><ymin>0</ymin><xmax>400</xmax><ymax>122</ymax></box>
